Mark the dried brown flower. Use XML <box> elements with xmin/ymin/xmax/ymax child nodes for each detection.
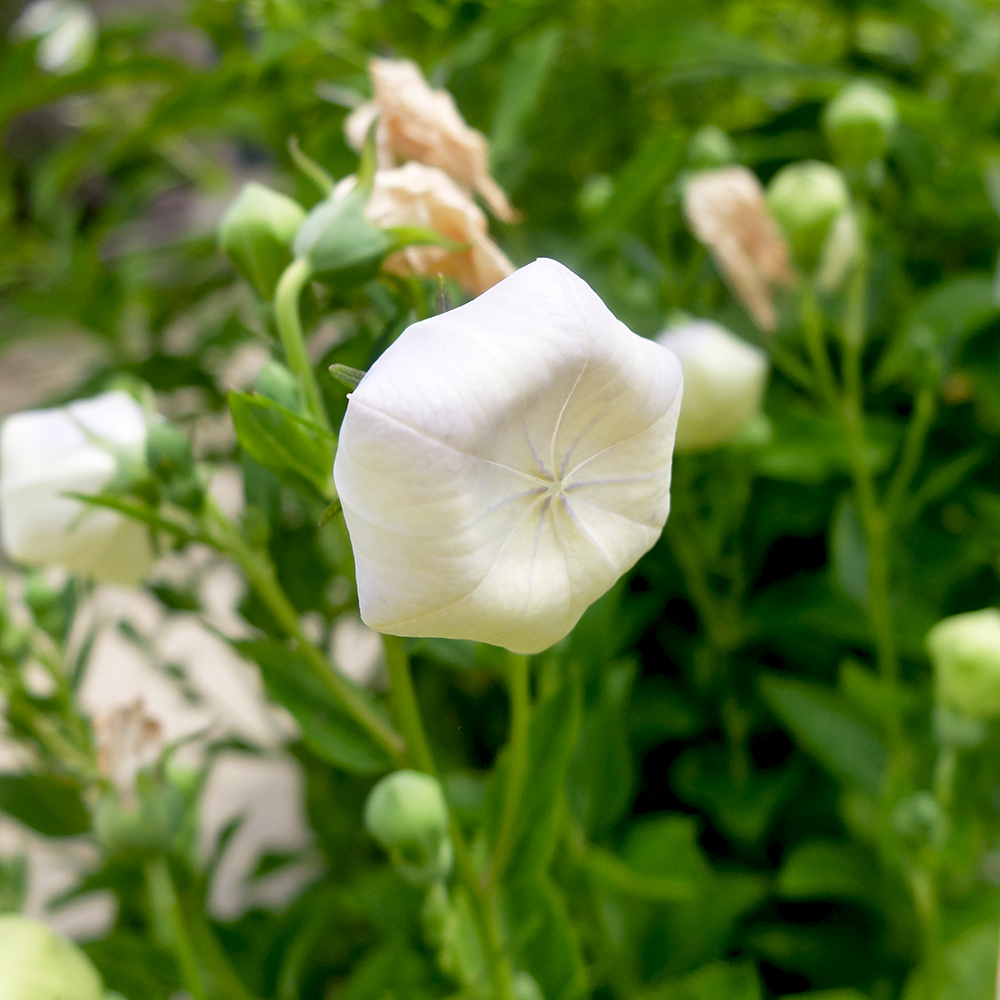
<box><xmin>345</xmin><ymin>57</ymin><xmax>518</xmax><ymax>223</ymax></box>
<box><xmin>94</xmin><ymin>699</ymin><xmax>162</xmax><ymax>807</ymax></box>
<box><xmin>335</xmin><ymin>163</ymin><xmax>514</xmax><ymax>296</ymax></box>
<box><xmin>683</xmin><ymin>166</ymin><xmax>795</xmax><ymax>331</ymax></box>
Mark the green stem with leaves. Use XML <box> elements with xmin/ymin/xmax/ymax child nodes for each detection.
<box><xmin>274</xmin><ymin>258</ymin><xmax>331</xmax><ymax>435</ymax></box>
<box><xmin>381</xmin><ymin>635</ymin><xmax>516</xmax><ymax>1000</ymax></box>
<box><xmin>204</xmin><ymin>498</ymin><xmax>404</xmax><ymax>761</ymax></box>
<box><xmin>147</xmin><ymin>858</ymin><xmax>209</xmax><ymax>1000</ymax></box>
<box><xmin>487</xmin><ymin>651</ymin><xmax>532</xmax><ymax>887</ymax></box>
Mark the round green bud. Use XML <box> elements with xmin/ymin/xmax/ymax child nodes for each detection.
<box><xmin>766</xmin><ymin>161</ymin><xmax>850</xmax><ymax>274</ymax></box>
<box><xmin>219</xmin><ymin>182</ymin><xmax>306</xmax><ymax>300</ymax></box>
<box><xmin>686</xmin><ymin>125</ymin><xmax>735</xmax><ymax>170</ymax></box>
<box><xmin>93</xmin><ymin>784</ymin><xmax>186</xmax><ymax>858</ymax></box>
<box><xmin>823</xmin><ymin>81</ymin><xmax>898</xmax><ymax>167</ymax></box>
<box><xmin>577</xmin><ymin>174</ymin><xmax>614</xmax><ymax>216</ymax></box>
<box><xmin>255</xmin><ymin>359</ymin><xmax>303</xmax><ymax>413</ymax></box>
<box><xmin>926</xmin><ymin>608</ymin><xmax>1000</xmax><ymax>721</ymax></box>
<box><xmin>0</xmin><ymin>914</ymin><xmax>104</xmax><ymax>1000</ymax></box>
<box><xmin>364</xmin><ymin>770</ymin><xmax>453</xmax><ymax>885</ymax></box>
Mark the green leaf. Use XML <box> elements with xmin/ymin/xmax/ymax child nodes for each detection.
<box><xmin>239</xmin><ymin>641</ymin><xmax>393</xmax><ymax>775</ymax></box>
<box><xmin>491</xmin><ymin>27</ymin><xmax>563</xmax><ymax>176</ymax></box>
<box><xmin>228</xmin><ymin>392</ymin><xmax>334</xmax><ymax>496</ymax></box>
<box><xmin>776</xmin><ymin>840</ymin><xmax>882</xmax><ymax>906</ymax></box>
<box><xmin>328</xmin><ymin>363</ymin><xmax>366</xmax><ymax>390</ymax></box>
<box><xmin>0</xmin><ymin>773</ymin><xmax>91</xmax><ymax>837</ymax></box>
<box><xmin>645</xmin><ymin>961</ymin><xmax>762</xmax><ymax>1000</ymax></box>
<box><xmin>501</xmin><ymin>874</ymin><xmax>588</xmax><ymax>1000</ymax></box>
<box><xmin>622</xmin><ymin>814</ymin><xmax>711</xmax><ymax>886</ymax></box>
<box><xmin>584</xmin><ymin>836</ymin><xmax>699</xmax><ymax>902</ymax></box>
<box><xmin>759</xmin><ymin>674</ymin><xmax>887</xmax><ymax>796</ymax></box>
<box><xmin>874</xmin><ymin>275</ymin><xmax>999</xmax><ymax>388</ymax></box>
<box><xmin>382</xmin><ymin>226</ymin><xmax>465</xmax><ymax>253</ymax></box>
<box><xmin>487</xmin><ymin>675</ymin><xmax>581</xmax><ymax>874</ymax></box>
<box><xmin>830</xmin><ymin>496</ymin><xmax>868</xmax><ymax>606</ymax></box>
<box><xmin>292</xmin><ymin>190</ymin><xmax>389</xmax><ymax>280</ymax></box>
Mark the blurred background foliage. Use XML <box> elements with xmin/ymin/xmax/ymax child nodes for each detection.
<box><xmin>4</xmin><ymin>1</ymin><xmax>1000</xmax><ymax>999</ymax></box>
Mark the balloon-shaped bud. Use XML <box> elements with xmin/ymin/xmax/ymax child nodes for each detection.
<box><xmin>656</xmin><ymin>321</ymin><xmax>769</xmax><ymax>452</ymax></box>
<box><xmin>364</xmin><ymin>770</ymin><xmax>453</xmax><ymax>884</ymax></box>
<box><xmin>219</xmin><ymin>182</ymin><xmax>306</xmax><ymax>299</ymax></box>
<box><xmin>767</xmin><ymin>161</ymin><xmax>850</xmax><ymax>274</ymax></box>
<box><xmin>926</xmin><ymin>608</ymin><xmax>1000</xmax><ymax>721</ymax></box>
<box><xmin>823</xmin><ymin>81</ymin><xmax>898</xmax><ymax>167</ymax></box>
<box><xmin>12</xmin><ymin>0</ymin><xmax>97</xmax><ymax>76</ymax></box>
<box><xmin>686</xmin><ymin>126</ymin><xmax>735</xmax><ymax>169</ymax></box>
<box><xmin>0</xmin><ymin>914</ymin><xmax>104</xmax><ymax>1000</ymax></box>
<box><xmin>334</xmin><ymin>258</ymin><xmax>683</xmax><ymax>654</ymax></box>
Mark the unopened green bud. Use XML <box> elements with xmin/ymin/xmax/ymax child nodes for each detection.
<box><xmin>93</xmin><ymin>782</ymin><xmax>186</xmax><ymax>857</ymax></box>
<box><xmin>364</xmin><ymin>770</ymin><xmax>453</xmax><ymax>885</ymax></box>
<box><xmin>255</xmin><ymin>359</ymin><xmax>303</xmax><ymax>413</ymax></box>
<box><xmin>219</xmin><ymin>182</ymin><xmax>306</xmax><ymax>299</ymax></box>
<box><xmin>926</xmin><ymin>608</ymin><xmax>1000</xmax><ymax>721</ymax></box>
<box><xmin>145</xmin><ymin>423</ymin><xmax>203</xmax><ymax>512</ymax></box>
<box><xmin>892</xmin><ymin>791</ymin><xmax>945</xmax><ymax>846</ymax></box>
<box><xmin>823</xmin><ymin>81</ymin><xmax>898</xmax><ymax>167</ymax></box>
<box><xmin>687</xmin><ymin>126</ymin><xmax>735</xmax><ymax>170</ymax></box>
<box><xmin>767</xmin><ymin>161</ymin><xmax>850</xmax><ymax>274</ymax></box>
<box><xmin>0</xmin><ymin>914</ymin><xmax>104</xmax><ymax>1000</ymax></box>
<box><xmin>292</xmin><ymin>190</ymin><xmax>390</xmax><ymax>284</ymax></box>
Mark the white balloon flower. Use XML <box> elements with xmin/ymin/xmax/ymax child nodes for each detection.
<box><xmin>656</xmin><ymin>321</ymin><xmax>769</xmax><ymax>452</ymax></box>
<box><xmin>334</xmin><ymin>258</ymin><xmax>684</xmax><ymax>654</ymax></box>
<box><xmin>0</xmin><ymin>390</ymin><xmax>154</xmax><ymax>584</ymax></box>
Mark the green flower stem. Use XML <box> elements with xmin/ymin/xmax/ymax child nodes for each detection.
<box><xmin>204</xmin><ymin>499</ymin><xmax>405</xmax><ymax>761</ymax></box>
<box><xmin>381</xmin><ymin>634</ymin><xmax>515</xmax><ymax>1000</ymax></box>
<box><xmin>841</xmin><ymin>333</ymin><xmax>901</xmax><ymax>743</ymax></box>
<box><xmin>183</xmin><ymin>896</ymin><xmax>263</xmax><ymax>1000</ymax></box>
<box><xmin>800</xmin><ymin>286</ymin><xmax>840</xmax><ymax>409</ymax></box>
<box><xmin>147</xmin><ymin>858</ymin><xmax>209</xmax><ymax>1000</ymax></box>
<box><xmin>274</xmin><ymin>258</ymin><xmax>332</xmax><ymax>436</ymax></box>
<box><xmin>383</xmin><ymin>634</ymin><xmax>436</xmax><ymax>772</ymax></box>
<box><xmin>885</xmin><ymin>382</ymin><xmax>937</xmax><ymax>518</ymax></box>
<box><xmin>486</xmin><ymin>651</ymin><xmax>532</xmax><ymax>887</ymax></box>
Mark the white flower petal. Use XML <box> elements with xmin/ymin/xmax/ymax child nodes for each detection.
<box><xmin>0</xmin><ymin>390</ymin><xmax>154</xmax><ymax>584</ymax></box>
<box><xmin>334</xmin><ymin>258</ymin><xmax>683</xmax><ymax>654</ymax></box>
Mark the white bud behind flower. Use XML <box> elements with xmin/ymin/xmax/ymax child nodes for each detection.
<box><xmin>334</xmin><ymin>258</ymin><xmax>683</xmax><ymax>655</ymax></box>
<box><xmin>683</xmin><ymin>166</ymin><xmax>795</xmax><ymax>331</ymax></box>
<box><xmin>0</xmin><ymin>914</ymin><xmax>104</xmax><ymax>1000</ymax></box>
<box><xmin>926</xmin><ymin>608</ymin><xmax>1000</xmax><ymax>721</ymax></box>
<box><xmin>0</xmin><ymin>390</ymin><xmax>154</xmax><ymax>584</ymax></box>
<box><xmin>656</xmin><ymin>321</ymin><xmax>769</xmax><ymax>452</ymax></box>
<box><xmin>11</xmin><ymin>0</ymin><xmax>97</xmax><ymax>75</ymax></box>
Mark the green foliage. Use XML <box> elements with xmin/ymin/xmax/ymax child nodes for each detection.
<box><xmin>4</xmin><ymin>0</ymin><xmax>1000</xmax><ymax>998</ymax></box>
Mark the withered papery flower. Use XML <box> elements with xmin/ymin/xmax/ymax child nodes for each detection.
<box><xmin>683</xmin><ymin>166</ymin><xmax>795</xmax><ymax>332</ymax></box>
<box><xmin>334</xmin><ymin>163</ymin><xmax>514</xmax><ymax>296</ymax></box>
<box><xmin>95</xmin><ymin>699</ymin><xmax>163</xmax><ymax>808</ymax></box>
<box><xmin>345</xmin><ymin>57</ymin><xmax>518</xmax><ymax>223</ymax></box>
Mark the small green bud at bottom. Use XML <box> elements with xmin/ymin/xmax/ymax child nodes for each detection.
<box><xmin>364</xmin><ymin>770</ymin><xmax>453</xmax><ymax>885</ymax></box>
